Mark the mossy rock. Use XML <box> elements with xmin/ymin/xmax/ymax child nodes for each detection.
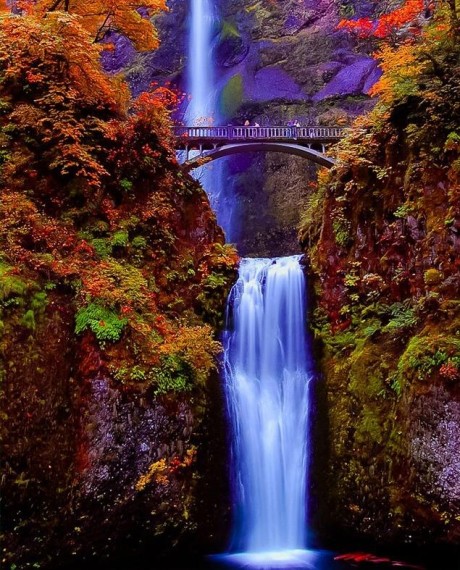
<box><xmin>219</xmin><ymin>73</ymin><xmax>244</xmax><ymax>119</ymax></box>
<box><xmin>215</xmin><ymin>19</ymin><xmax>248</xmax><ymax>68</ymax></box>
<box><xmin>348</xmin><ymin>342</ymin><xmax>386</xmax><ymax>400</ymax></box>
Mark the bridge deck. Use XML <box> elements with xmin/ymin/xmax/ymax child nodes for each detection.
<box><xmin>173</xmin><ymin>125</ymin><xmax>346</xmax><ymax>147</ymax></box>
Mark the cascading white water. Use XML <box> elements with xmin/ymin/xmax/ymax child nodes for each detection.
<box><xmin>186</xmin><ymin>0</ymin><xmax>236</xmax><ymax>240</ymax></box>
<box><xmin>186</xmin><ymin>0</ymin><xmax>215</xmax><ymax>125</ymax></box>
<box><xmin>223</xmin><ymin>256</ymin><xmax>312</xmax><ymax>559</ymax></box>
<box><xmin>186</xmin><ymin>7</ymin><xmax>314</xmax><ymax>563</ymax></box>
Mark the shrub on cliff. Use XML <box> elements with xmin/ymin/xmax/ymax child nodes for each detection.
<box><xmin>0</xmin><ymin>9</ymin><xmax>236</xmax><ymax>395</ymax></box>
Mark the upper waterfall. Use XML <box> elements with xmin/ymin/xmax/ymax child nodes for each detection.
<box><xmin>186</xmin><ymin>0</ymin><xmax>215</xmax><ymax>125</ymax></box>
<box><xmin>185</xmin><ymin>0</ymin><xmax>236</xmax><ymax>240</ymax></box>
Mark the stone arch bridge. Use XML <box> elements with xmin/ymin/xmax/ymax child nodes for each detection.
<box><xmin>173</xmin><ymin>125</ymin><xmax>346</xmax><ymax>169</ymax></box>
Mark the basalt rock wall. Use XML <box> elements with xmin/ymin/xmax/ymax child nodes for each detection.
<box><xmin>1</xmin><ymin>188</ymin><xmax>235</xmax><ymax>569</ymax></box>
<box><xmin>0</xmin><ymin>186</ymin><xmax>235</xmax><ymax>568</ymax></box>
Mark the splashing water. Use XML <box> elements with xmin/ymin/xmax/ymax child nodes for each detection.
<box><xmin>223</xmin><ymin>256</ymin><xmax>312</xmax><ymax>560</ymax></box>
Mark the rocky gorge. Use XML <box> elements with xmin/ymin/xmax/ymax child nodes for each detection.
<box><xmin>109</xmin><ymin>0</ymin><xmax>460</xmax><ymax>556</ymax></box>
<box><xmin>1</xmin><ymin>0</ymin><xmax>459</xmax><ymax>568</ymax></box>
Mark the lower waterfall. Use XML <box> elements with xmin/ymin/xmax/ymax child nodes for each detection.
<box><xmin>222</xmin><ymin>256</ymin><xmax>313</xmax><ymax>561</ymax></box>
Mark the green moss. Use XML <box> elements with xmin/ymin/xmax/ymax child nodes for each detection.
<box><xmin>348</xmin><ymin>344</ymin><xmax>386</xmax><ymax>400</ymax></box>
<box><xmin>219</xmin><ymin>74</ymin><xmax>243</xmax><ymax>118</ymax></box>
<box><xmin>388</xmin><ymin>424</ymin><xmax>405</xmax><ymax>454</ymax></box>
<box><xmin>355</xmin><ymin>406</ymin><xmax>383</xmax><ymax>445</ymax></box>
<box><xmin>120</xmin><ymin>178</ymin><xmax>133</xmax><ymax>192</ymax></box>
<box><xmin>111</xmin><ymin>230</ymin><xmax>129</xmax><ymax>248</ymax></box>
<box><xmin>92</xmin><ymin>238</ymin><xmax>112</xmax><ymax>258</ymax></box>
<box><xmin>131</xmin><ymin>235</ymin><xmax>147</xmax><ymax>249</ymax></box>
<box><xmin>396</xmin><ymin>332</ymin><xmax>460</xmax><ymax>386</ymax></box>
<box><xmin>152</xmin><ymin>355</ymin><xmax>193</xmax><ymax>396</ymax></box>
<box><xmin>29</xmin><ymin>291</ymin><xmax>48</xmax><ymax>325</ymax></box>
<box><xmin>196</xmin><ymin>269</ymin><xmax>234</xmax><ymax>328</ymax></box>
<box><xmin>75</xmin><ymin>303</ymin><xmax>127</xmax><ymax>343</ymax></box>
<box><xmin>0</xmin><ymin>262</ymin><xmax>30</xmax><ymax>302</ymax></box>
<box><xmin>20</xmin><ymin>309</ymin><xmax>35</xmax><ymax>331</ymax></box>
<box><xmin>220</xmin><ymin>20</ymin><xmax>241</xmax><ymax>39</ymax></box>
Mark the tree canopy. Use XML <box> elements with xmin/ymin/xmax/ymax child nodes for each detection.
<box><xmin>1</xmin><ymin>0</ymin><xmax>167</xmax><ymax>50</ymax></box>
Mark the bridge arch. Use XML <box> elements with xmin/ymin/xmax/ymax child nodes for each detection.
<box><xmin>182</xmin><ymin>142</ymin><xmax>335</xmax><ymax>170</ymax></box>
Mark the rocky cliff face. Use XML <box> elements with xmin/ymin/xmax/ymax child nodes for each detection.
<box><xmin>301</xmin><ymin>31</ymin><xmax>460</xmax><ymax>547</ymax></box>
<box><xmin>1</xmin><ymin>185</ymin><xmax>236</xmax><ymax>568</ymax></box>
<box><xmin>212</xmin><ymin>0</ymin><xmax>379</xmax><ymax>254</ymax></box>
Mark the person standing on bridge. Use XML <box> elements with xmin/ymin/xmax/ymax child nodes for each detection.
<box><xmin>293</xmin><ymin>120</ymin><xmax>300</xmax><ymax>139</ymax></box>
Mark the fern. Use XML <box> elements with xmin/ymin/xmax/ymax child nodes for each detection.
<box><xmin>75</xmin><ymin>303</ymin><xmax>127</xmax><ymax>343</ymax></box>
<box><xmin>383</xmin><ymin>302</ymin><xmax>418</xmax><ymax>332</ymax></box>
<box><xmin>153</xmin><ymin>355</ymin><xmax>193</xmax><ymax>396</ymax></box>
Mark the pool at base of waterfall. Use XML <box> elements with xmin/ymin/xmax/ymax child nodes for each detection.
<box><xmin>210</xmin><ymin>548</ymin><xmax>329</xmax><ymax>568</ymax></box>
<box><xmin>205</xmin><ymin>547</ymin><xmax>456</xmax><ymax>570</ymax></box>
<box><xmin>61</xmin><ymin>543</ymin><xmax>459</xmax><ymax>570</ymax></box>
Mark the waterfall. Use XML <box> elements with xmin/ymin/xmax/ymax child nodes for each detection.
<box><xmin>186</xmin><ymin>0</ymin><xmax>236</xmax><ymax>241</ymax></box>
<box><xmin>222</xmin><ymin>256</ymin><xmax>313</xmax><ymax>563</ymax></box>
<box><xmin>186</xmin><ymin>0</ymin><xmax>215</xmax><ymax>125</ymax></box>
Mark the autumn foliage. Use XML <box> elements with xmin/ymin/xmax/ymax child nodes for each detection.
<box><xmin>6</xmin><ymin>0</ymin><xmax>167</xmax><ymax>50</ymax></box>
<box><xmin>313</xmin><ymin>0</ymin><xmax>460</xmax><ymax>329</ymax></box>
<box><xmin>338</xmin><ymin>0</ymin><xmax>427</xmax><ymax>39</ymax></box>
<box><xmin>337</xmin><ymin>0</ymin><xmax>460</xmax><ymax>107</ymax></box>
<box><xmin>0</xmin><ymin>9</ymin><xmax>236</xmax><ymax>401</ymax></box>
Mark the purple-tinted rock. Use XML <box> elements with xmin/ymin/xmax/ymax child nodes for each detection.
<box><xmin>332</xmin><ymin>47</ymin><xmax>366</xmax><ymax>66</ymax></box>
<box><xmin>216</xmin><ymin>35</ymin><xmax>249</xmax><ymax>68</ymax></box>
<box><xmin>250</xmin><ymin>67</ymin><xmax>303</xmax><ymax>101</ymax></box>
<box><xmin>313</xmin><ymin>57</ymin><xmax>379</xmax><ymax>101</ymax></box>
<box><xmin>363</xmin><ymin>63</ymin><xmax>383</xmax><ymax>94</ymax></box>
<box><xmin>101</xmin><ymin>33</ymin><xmax>136</xmax><ymax>73</ymax></box>
<box><xmin>318</xmin><ymin>61</ymin><xmax>346</xmax><ymax>83</ymax></box>
<box><xmin>410</xmin><ymin>386</ymin><xmax>460</xmax><ymax>505</ymax></box>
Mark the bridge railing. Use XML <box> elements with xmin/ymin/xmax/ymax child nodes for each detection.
<box><xmin>173</xmin><ymin>125</ymin><xmax>346</xmax><ymax>141</ymax></box>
